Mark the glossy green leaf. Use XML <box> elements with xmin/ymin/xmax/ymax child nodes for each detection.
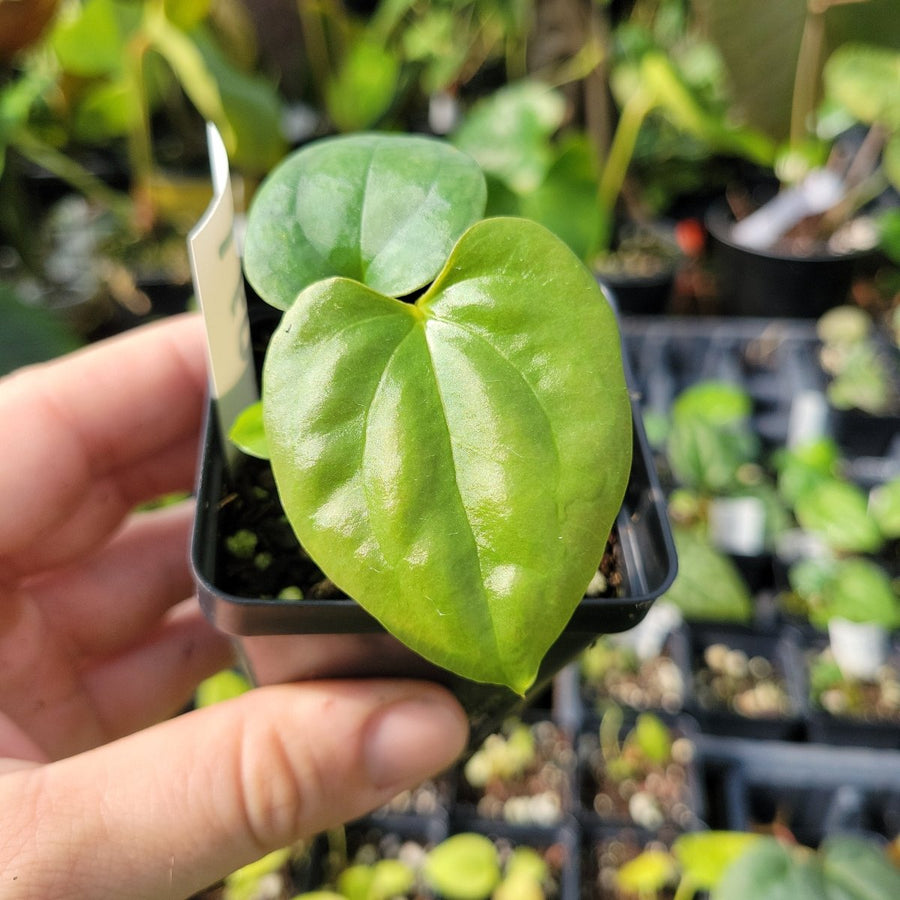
<box><xmin>262</xmin><ymin>217</ymin><xmax>631</xmax><ymax>693</ymax></box>
<box><xmin>424</xmin><ymin>833</ymin><xmax>501</xmax><ymax>900</ymax></box>
<box><xmin>244</xmin><ymin>133</ymin><xmax>487</xmax><ymax>308</ymax></box>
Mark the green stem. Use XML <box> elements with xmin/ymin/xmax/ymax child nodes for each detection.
<box><xmin>672</xmin><ymin>874</ymin><xmax>697</xmax><ymax>900</ymax></box>
<box><xmin>296</xmin><ymin>0</ymin><xmax>339</xmax><ymax>106</ymax></box>
<box><xmin>124</xmin><ymin>28</ymin><xmax>154</xmax><ymax>201</ymax></box>
<box><xmin>594</xmin><ymin>88</ymin><xmax>655</xmax><ymax>255</ymax></box>
<box><xmin>791</xmin><ymin>0</ymin><xmax>874</xmax><ymax>147</ymax></box>
<box><xmin>13</xmin><ymin>128</ymin><xmax>131</xmax><ymax>219</ymax></box>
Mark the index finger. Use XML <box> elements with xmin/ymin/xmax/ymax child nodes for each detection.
<box><xmin>0</xmin><ymin>313</ymin><xmax>210</xmax><ymax>572</ymax></box>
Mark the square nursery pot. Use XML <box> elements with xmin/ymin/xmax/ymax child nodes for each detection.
<box><xmin>190</xmin><ymin>307</ymin><xmax>677</xmax><ymax>747</ymax></box>
<box><xmin>682</xmin><ymin>623</ymin><xmax>807</xmax><ymax>742</ymax></box>
<box><xmin>804</xmin><ymin>631</ymin><xmax>900</xmax><ymax>751</ymax></box>
<box><xmin>576</xmin><ymin>712</ymin><xmax>705</xmax><ymax>835</ymax></box>
<box><xmin>699</xmin><ymin>739</ymin><xmax>900</xmax><ymax>848</ymax></box>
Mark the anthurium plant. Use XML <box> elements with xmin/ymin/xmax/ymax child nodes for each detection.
<box><xmin>231</xmin><ymin>132</ymin><xmax>633</xmax><ymax>696</ymax></box>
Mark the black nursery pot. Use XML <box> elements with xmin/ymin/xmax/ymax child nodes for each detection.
<box><xmin>705</xmin><ymin>202</ymin><xmax>878</xmax><ymax>319</ymax></box>
<box><xmin>190</xmin><ymin>334</ymin><xmax>676</xmax><ymax>747</ymax></box>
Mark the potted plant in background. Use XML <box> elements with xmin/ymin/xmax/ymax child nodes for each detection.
<box><xmin>0</xmin><ymin>0</ymin><xmax>287</xmax><ymax>341</ymax></box>
<box><xmin>191</xmin><ymin>130</ymin><xmax>676</xmax><ymax>742</ymax></box>
<box><xmin>696</xmin><ymin>0</ymin><xmax>900</xmax><ymax>316</ymax></box>
<box><xmin>447</xmin><ymin>22</ymin><xmax>774</xmax><ymax>315</ymax></box>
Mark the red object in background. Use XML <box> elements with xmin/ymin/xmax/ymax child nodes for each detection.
<box><xmin>675</xmin><ymin>218</ymin><xmax>706</xmax><ymax>258</ymax></box>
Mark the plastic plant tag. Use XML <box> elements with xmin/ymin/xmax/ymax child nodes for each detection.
<box><xmin>828</xmin><ymin>617</ymin><xmax>889</xmax><ymax>680</ymax></box>
<box><xmin>731</xmin><ymin>168</ymin><xmax>845</xmax><ymax>250</ymax></box>
<box><xmin>787</xmin><ymin>389</ymin><xmax>829</xmax><ymax>448</ymax></box>
<box><xmin>188</xmin><ymin>122</ymin><xmax>258</xmax><ymax>464</ymax></box>
<box><xmin>708</xmin><ymin>496</ymin><xmax>766</xmax><ymax>556</ymax></box>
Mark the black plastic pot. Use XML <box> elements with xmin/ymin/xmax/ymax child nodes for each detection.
<box><xmin>804</xmin><ymin>633</ymin><xmax>900</xmax><ymax>751</ymax></box>
<box><xmin>190</xmin><ymin>312</ymin><xmax>677</xmax><ymax>747</ymax></box>
<box><xmin>705</xmin><ymin>202</ymin><xmax>878</xmax><ymax>319</ymax></box>
<box><xmin>599</xmin><ymin>270</ymin><xmax>676</xmax><ymax>317</ymax></box>
<box><xmin>682</xmin><ymin>623</ymin><xmax>807</xmax><ymax>742</ymax></box>
<box><xmin>699</xmin><ymin>738</ymin><xmax>900</xmax><ymax>847</ymax></box>
<box><xmin>576</xmin><ymin>712</ymin><xmax>705</xmax><ymax>833</ymax></box>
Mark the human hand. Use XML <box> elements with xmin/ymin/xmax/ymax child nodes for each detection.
<box><xmin>0</xmin><ymin>315</ymin><xmax>468</xmax><ymax>898</ymax></box>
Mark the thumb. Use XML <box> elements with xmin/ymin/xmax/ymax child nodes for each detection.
<box><xmin>0</xmin><ymin>679</ymin><xmax>468</xmax><ymax>899</ymax></box>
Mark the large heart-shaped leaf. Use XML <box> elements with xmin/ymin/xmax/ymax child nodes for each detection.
<box><xmin>243</xmin><ymin>133</ymin><xmax>487</xmax><ymax>309</ymax></box>
<box><xmin>262</xmin><ymin>217</ymin><xmax>631</xmax><ymax>693</ymax></box>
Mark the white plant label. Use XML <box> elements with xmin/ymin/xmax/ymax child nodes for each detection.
<box><xmin>708</xmin><ymin>495</ymin><xmax>766</xmax><ymax>556</ymax></box>
<box><xmin>787</xmin><ymin>389</ymin><xmax>829</xmax><ymax>448</ymax></box>
<box><xmin>188</xmin><ymin>123</ymin><xmax>258</xmax><ymax>463</ymax></box>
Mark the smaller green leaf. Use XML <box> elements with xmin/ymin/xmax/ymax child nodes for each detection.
<box><xmin>164</xmin><ymin>0</ymin><xmax>212</xmax><ymax>30</ymax></box>
<box><xmin>884</xmin><ymin>132</ymin><xmax>900</xmax><ymax>192</ymax></box>
<box><xmin>229</xmin><ymin>401</ymin><xmax>269</xmax><ymax>459</ymax></box>
<box><xmin>870</xmin><ymin>477</ymin><xmax>900</xmax><ymax>538</ymax></box>
<box><xmin>631</xmin><ymin>712</ymin><xmax>672</xmax><ymax>765</ymax></box>
<box><xmin>711</xmin><ymin>838</ymin><xmax>824</xmax><ymax>900</ymax></box>
<box><xmin>424</xmin><ymin>834</ymin><xmax>501</xmax><ymax>900</ymax></box>
<box><xmin>368</xmin><ymin>859</ymin><xmax>415</xmax><ymax>900</ymax></box>
<box><xmin>818</xmin><ymin>558</ymin><xmax>899</xmax><ymax>629</ymax></box>
<box><xmin>666</xmin><ymin>418</ymin><xmax>756</xmax><ymax>493</ymax></box>
<box><xmin>189</xmin><ymin>25</ymin><xmax>287</xmax><ymax>173</ymax></box>
<box><xmin>225</xmin><ymin>847</ymin><xmax>292</xmax><ymax>900</ymax></box>
<box><xmin>663</xmin><ymin>526</ymin><xmax>753</xmax><ymax>623</ymax></box>
<box><xmin>194</xmin><ymin>669</ymin><xmax>251</xmax><ymax>707</ymax></box>
<box><xmin>672</xmin><ymin>380</ymin><xmax>753</xmax><ymax>424</ymax></box>
<box><xmin>51</xmin><ymin>0</ymin><xmax>125</xmax><ymax>77</ymax></box>
<box><xmin>290</xmin><ymin>893</ymin><xmax>346</xmax><ymax>900</ymax></box>
<box><xmin>505</xmin><ymin>847</ymin><xmax>548</xmax><ymax>885</ymax></box>
<box><xmin>616</xmin><ymin>850</ymin><xmax>678</xmax><ymax>894</ymax></box>
<box><xmin>674</xmin><ymin>831</ymin><xmax>761</xmax><ymax>890</ymax></box>
<box><xmin>244</xmin><ymin>133</ymin><xmax>487</xmax><ymax>307</ymax></box>
<box><xmin>877</xmin><ymin>207</ymin><xmax>900</xmax><ymax>262</ymax></box>
<box><xmin>824</xmin><ymin>43</ymin><xmax>900</xmax><ymax>130</ymax></box>
<box><xmin>336</xmin><ymin>864</ymin><xmax>373</xmax><ymax>900</ymax></box>
<box><xmin>326</xmin><ymin>39</ymin><xmax>400</xmax><ymax>132</ymax></box>
<box><xmin>794</xmin><ymin>480</ymin><xmax>884</xmax><ymax>554</ymax></box>
<box><xmin>452</xmin><ymin>80</ymin><xmax>567</xmax><ymax>194</ymax></box>
<box><xmin>73</xmin><ymin>78</ymin><xmax>141</xmax><ymax>142</ymax></box>
<box><xmin>821</xmin><ymin>834</ymin><xmax>900</xmax><ymax>898</ymax></box>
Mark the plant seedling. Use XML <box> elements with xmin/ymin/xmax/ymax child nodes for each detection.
<box><xmin>230</xmin><ymin>132</ymin><xmax>633</xmax><ymax>695</ymax></box>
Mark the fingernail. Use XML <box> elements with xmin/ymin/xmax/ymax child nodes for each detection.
<box><xmin>364</xmin><ymin>693</ymin><xmax>468</xmax><ymax>789</ymax></box>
